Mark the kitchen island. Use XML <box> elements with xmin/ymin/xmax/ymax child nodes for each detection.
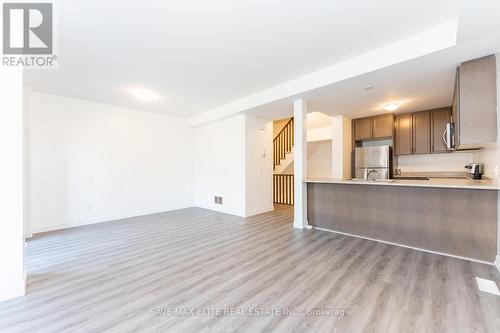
<box><xmin>306</xmin><ymin>178</ymin><xmax>499</xmax><ymax>262</ymax></box>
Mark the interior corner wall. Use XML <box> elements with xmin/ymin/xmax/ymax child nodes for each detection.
<box><xmin>193</xmin><ymin>115</ymin><xmax>246</xmax><ymax>216</ymax></box>
<box><xmin>307</xmin><ymin>141</ymin><xmax>332</xmax><ymax>178</ymax></box>
<box><xmin>0</xmin><ymin>68</ymin><xmax>25</xmax><ymax>302</ymax></box>
<box><xmin>331</xmin><ymin>115</ymin><xmax>352</xmax><ymax>179</ymax></box>
<box><xmin>245</xmin><ymin>115</ymin><xmax>273</xmax><ymax>216</ymax></box>
<box><xmin>27</xmin><ymin>92</ymin><xmax>194</xmax><ymax>234</ymax></box>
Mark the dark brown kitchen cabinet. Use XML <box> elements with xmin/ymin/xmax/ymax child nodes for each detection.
<box><xmin>353</xmin><ymin>114</ymin><xmax>394</xmax><ymax>141</ymax></box>
<box><xmin>431</xmin><ymin>108</ymin><xmax>452</xmax><ymax>154</ymax></box>
<box><xmin>353</xmin><ymin>117</ymin><xmax>372</xmax><ymax>141</ymax></box>
<box><xmin>372</xmin><ymin>114</ymin><xmax>394</xmax><ymax>139</ymax></box>
<box><xmin>452</xmin><ymin>55</ymin><xmax>497</xmax><ymax>150</ymax></box>
<box><xmin>395</xmin><ymin>108</ymin><xmax>453</xmax><ymax>156</ymax></box>
<box><xmin>395</xmin><ymin>114</ymin><xmax>412</xmax><ymax>156</ymax></box>
<box><xmin>412</xmin><ymin>111</ymin><xmax>431</xmax><ymax>154</ymax></box>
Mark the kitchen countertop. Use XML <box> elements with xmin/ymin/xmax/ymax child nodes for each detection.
<box><xmin>305</xmin><ymin>177</ymin><xmax>500</xmax><ymax>190</ymax></box>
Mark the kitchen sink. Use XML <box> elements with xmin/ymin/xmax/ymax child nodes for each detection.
<box><xmin>350</xmin><ymin>178</ymin><xmax>395</xmax><ymax>183</ymax></box>
<box><xmin>394</xmin><ymin>176</ymin><xmax>430</xmax><ymax>180</ymax></box>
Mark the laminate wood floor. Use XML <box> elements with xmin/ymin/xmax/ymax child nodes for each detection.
<box><xmin>0</xmin><ymin>205</ymin><xmax>499</xmax><ymax>332</ymax></box>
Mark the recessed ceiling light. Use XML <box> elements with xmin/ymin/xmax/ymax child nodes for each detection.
<box><xmin>130</xmin><ymin>89</ymin><xmax>158</xmax><ymax>101</ymax></box>
<box><xmin>383</xmin><ymin>102</ymin><xmax>400</xmax><ymax>112</ymax></box>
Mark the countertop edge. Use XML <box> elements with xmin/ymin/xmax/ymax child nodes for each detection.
<box><xmin>304</xmin><ymin>179</ymin><xmax>500</xmax><ymax>190</ymax></box>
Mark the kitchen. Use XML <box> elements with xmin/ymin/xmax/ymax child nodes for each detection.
<box><xmin>306</xmin><ymin>54</ymin><xmax>500</xmax><ymax>264</ymax></box>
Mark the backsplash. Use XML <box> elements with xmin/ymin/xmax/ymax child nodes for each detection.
<box><xmin>396</xmin><ymin>152</ymin><xmax>473</xmax><ymax>173</ymax></box>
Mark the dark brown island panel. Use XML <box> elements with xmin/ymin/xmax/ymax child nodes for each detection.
<box><xmin>307</xmin><ymin>182</ymin><xmax>498</xmax><ymax>262</ymax></box>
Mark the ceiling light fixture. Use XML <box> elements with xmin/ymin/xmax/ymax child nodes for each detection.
<box><xmin>383</xmin><ymin>102</ymin><xmax>400</xmax><ymax>112</ymax></box>
<box><xmin>131</xmin><ymin>89</ymin><xmax>158</xmax><ymax>101</ymax></box>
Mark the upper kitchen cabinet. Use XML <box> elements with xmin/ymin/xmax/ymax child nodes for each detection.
<box><xmin>431</xmin><ymin>108</ymin><xmax>452</xmax><ymax>154</ymax></box>
<box><xmin>353</xmin><ymin>117</ymin><xmax>372</xmax><ymax>141</ymax></box>
<box><xmin>372</xmin><ymin>114</ymin><xmax>394</xmax><ymax>139</ymax></box>
<box><xmin>412</xmin><ymin>111</ymin><xmax>431</xmax><ymax>154</ymax></box>
<box><xmin>353</xmin><ymin>114</ymin><xmax>394</xmax><ymax>141</ymax></box>
<box><xmin>451</xmin><ymin>55</ymin><xmax>497</xmax><ymax>150</ymax></box>
<box><xmin>394</xmin><ymin>113</ymin><xmax>413</xmax><ymax>155</ymax></box>
<box><xmin>395</xmin><ymin>108</ymin><xmax>452</xmax><ymax>156</ymax></box>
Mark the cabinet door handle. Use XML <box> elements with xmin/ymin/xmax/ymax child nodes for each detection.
<box><xmin>442</xmin><ymin>127</ymin><xmax>448</xmax><ymax>146</ymax></box>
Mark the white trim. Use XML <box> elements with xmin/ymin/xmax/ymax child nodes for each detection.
<box><xmin>30</xmin><ymin>206</ymin><xmax>192</xmax><ymax>235</ymax></box>
<box><xmin>293</xmin><ymin>99</ymin><xmax>308</xmax><ymax>229</ymax></box>
<box><xmin>495</xmin><ymin>255</ymin><xmax>500</xmax><ymax>274</ymax></box>
<box><xmin>245</xmin><ymin>206</ymin><xmax>274</xmax><ymax>217</ymax></box>
<box><xmin>312</xmin><ymin>226</ymin><xmax>495</xmax><ymax>266</ymax></box>
<box><xmin>193</xmin><ymin>204</ymin><xmax>246</xmax><ymax>218</ymax></box>
<box><xmin>0</xmin><ymin>272</ymin><xmax>25</xmax><ymax>303</ymax></box>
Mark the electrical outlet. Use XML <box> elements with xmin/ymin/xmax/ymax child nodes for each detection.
<box><xmin>214</xmin><ymin>196</ymin><xmax>223</xmax><ymax>204</ymax></box>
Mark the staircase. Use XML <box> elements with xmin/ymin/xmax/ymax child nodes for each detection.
<box><xmin>273</xmin><ymin>118</ymin><xmax>294</xmax><ymax>205</ymax></box>
<box><xmin>273</xmin><ymin>118</ymin><xmax>294</xmax><ymax>170</ymax></box>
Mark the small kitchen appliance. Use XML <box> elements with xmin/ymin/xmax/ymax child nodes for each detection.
<box><xmin>465</xmin><ymin>163</ymin><xmax>483</xmax><ymax>179</ymax></box>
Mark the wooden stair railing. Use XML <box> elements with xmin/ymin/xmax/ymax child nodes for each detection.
<box><xmin>273</xmin><ymin>118</ymin><xmax>294</xmax><ymax>170</ymax></box>
<box><xmin>273</xmin><ymin>174</ymin><xmax>294</xmax><ymax>205</ymax></box>
<box><xmin>273</xmin><ymin>118</ymin><xmax>294</xmax><ymax>205</ymax></box>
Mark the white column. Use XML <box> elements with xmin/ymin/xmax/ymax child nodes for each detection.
<box><xmin>0</xmin><ymin>68</ymin><xmax>25</xmax><ymax>302</ymax></box>
<box><xmin>331</xmin><ymin>116</ymin><xmax>352</xmax><ymax>179</ymax></box>
<box><xmin>293</xmin><ymin>99</ymin><xmax>308</xmax><ymax>229</ymax></box>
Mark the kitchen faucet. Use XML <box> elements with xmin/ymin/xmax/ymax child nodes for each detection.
<box><xmin>365</xmin><ymin>169</ymin><xmax>378</xmax><ymax>180</ymax></box>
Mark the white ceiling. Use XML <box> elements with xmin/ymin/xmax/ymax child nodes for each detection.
<box><xmin>26</xmin><ymin>0</ymin><xmax>458</xmax><ymax>117</ymax></box>
<box><xmin>246</xmin><ymin>34</ymin><xmax>500</xmax><ymax>121</ymax></box>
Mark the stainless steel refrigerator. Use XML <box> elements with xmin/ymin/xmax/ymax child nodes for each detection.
<box><xmin>354</xmin><ymin>146</ymin><xmax>392</xmax><ymax>180</ymax></box>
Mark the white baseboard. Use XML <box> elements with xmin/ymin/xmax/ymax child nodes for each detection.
<box><xmin>29</xmin><ymin>205</ymin><xmax>192</xmax><ymax>235</ymax></box>
<box><xmin>245</xmin><ymin>206</ymin><xmax>274</xmax><ymax>217</ymax></box>
<box><xmin>312</xmin><ymin>226</ymin><xmax>495</xmax><ymax>266</ymax></box>
<box><xmin>30</xmin><ymin>203</ymin><xmax>271</xmax><ymax>235</ymax></box>
<box><xmin>195</xmin><ymin>205</ymin><xmax>275</xmax><ymax>218</ymax></box>
<box><xmin>0</xmin><ymin>273</ymin><xmax>25</xmax><ymax>303</ymax></box>
<box><xmin>194</xmin><ymin>204</ymin><xmax>246</xmax><ymax>217</ymax></box>
<box><xmin>495</xmin><ymin>255</ymin><xmax>500</xmax><ymax>274</ymax></box>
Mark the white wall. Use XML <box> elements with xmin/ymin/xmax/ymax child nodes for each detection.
<box><xmin>194</xmin><ymin>115</ymin><xmax>246</xmax><ymax>216</ymax></box>
<box><xmin>27</xmin><ymin>92</ymin><xmax>193</xmax><ymax>233</ymax></box>
<box><xmin>397</xmin><ymin>152</ymin><xmax>474</xmax><ymax>173</ymax></box>
<box><xmin>331</xmin><ymin>115</ymin><xmax>352</xmax><ymax>179</ymax></box>
<box><xmin>307</xmin><ymin>141</ymin><xmax>332</xmax><ymax>178</ymax></box>
<box><xmin>0</xmin><ymin>68</ymin><xmax>25</xmax><ymax>302</ymax></box>
<box><xmin>194</xmin><ymin>114</ymin><xmax>273</xmax><ymax>217</ymax></box>
<box><xmin>307</xmin><ymin>112</ymin><xmax>332</xmax><ymax>129</ymax></box>
<box><xmin>245</xmin><ymin>115</ymin><xmax>273</xmax><ymax>216</ymax></box>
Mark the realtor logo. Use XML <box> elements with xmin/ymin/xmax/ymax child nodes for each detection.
<box><xmin>2</xmin><ymin>2</ymin><xmax>56</xmax><ymax>67</ymax></box>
